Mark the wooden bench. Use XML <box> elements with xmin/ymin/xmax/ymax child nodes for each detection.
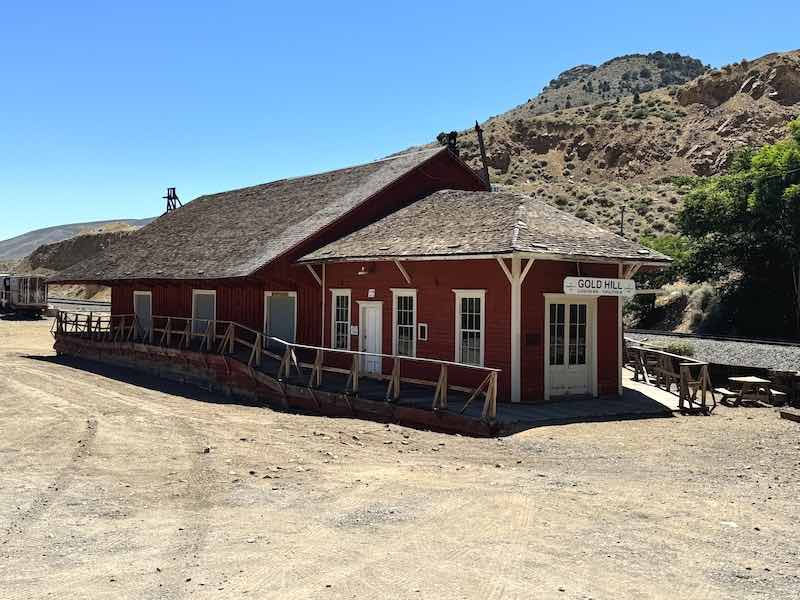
<box><xmin>714</xmin><ymin>387</ymin><xmax>739</xmax><ymax>402</ymax></box>
<box><xmin>761</xmin><ymin>387</ymin><xmax>788</xmax><ymax>405</ymax></box>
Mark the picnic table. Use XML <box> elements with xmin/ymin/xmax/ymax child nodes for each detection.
<box><xmin>727</xmin><ymin>376</ymin><xmax>772</xmax><ymax>405</ymax></box>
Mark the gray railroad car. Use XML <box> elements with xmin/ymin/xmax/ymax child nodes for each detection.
<box><xmin>0</xmin><ymin>274</ymin><xmax>48</xmax><ymax>316</ymax></box>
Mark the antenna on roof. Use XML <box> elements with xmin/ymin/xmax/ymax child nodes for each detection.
<box><xmin>474</xmin><ymin>121</ymin><xmax>491</xmax><ymax>189</ymax></box>
<box><xmin>164</xmin><ymin>187</ymin><xmax>182</xmax><ymax>213</ymax></box>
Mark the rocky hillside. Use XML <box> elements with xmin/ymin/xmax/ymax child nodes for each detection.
<box><xmin>448</xmin><ymin>50</ymin><xmax>800</xmax><ymax>240</ymax></box>
<box><xmin>523</xmin><ymin>52</ymin><xmax>708</xmax><ymax>115</ymax></box>
<box><xmin>14</xmin><ymin>230</ymin><xmax>133</xmax><ymax>277</ymax></box>
<box><xmin>0</xmin><ymin>218</ymin><xmax>152</xmax><ymax>261</ymax></box>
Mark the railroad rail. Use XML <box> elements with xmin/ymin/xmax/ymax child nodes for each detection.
<box><xmin>626</xmin><ymin>328</ymin><xmax>800</xmax><ymax>348</ymax></box>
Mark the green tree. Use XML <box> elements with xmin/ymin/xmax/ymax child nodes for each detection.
<box><xmin>679</xmin><ymin>119</ymin><xmax>800</xmax><ymax>336</ymax></box>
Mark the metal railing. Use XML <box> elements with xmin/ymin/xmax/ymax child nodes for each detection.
<box><xmin>624</xmin><ymin>336</ymin><xmax>716</xmax><ymax>412</ymax></box>
<box><xmin>53</xmin><ymin>311</ymin><xmax>500</xmax><ymax>419</ymax></box>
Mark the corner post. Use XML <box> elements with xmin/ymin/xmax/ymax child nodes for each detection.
<box><xmin>510</xmin><ymin>256</ymin><xmax>522</xmax><ymax>403</ymax></box>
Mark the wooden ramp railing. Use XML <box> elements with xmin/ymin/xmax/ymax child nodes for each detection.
<box><xmin>624</xmin><ymin>336</ymin><xmax>716</xmax><ymax>412</ymax></box>
<box><xmin>53</xmin><ymin>310</ymin><xmax>500</xmax><ymax>420</ymax></box>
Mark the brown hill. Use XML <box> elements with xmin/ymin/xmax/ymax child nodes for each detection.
<box><xmin>448</xmin><ymin>50</ymin><xmax>800</xmax><ymax>239</ymax></box>
<box><xmin>13</xmin><ymin>230</ymin><xmax>135</xmax><ymax>301</ymax></box>
<box><xmin>14</xmin><ymin>230</ymin><xmax>133</xmax><ymax>277</ymax></box>
<box><xmin>0</xmin><ymin>218</ymin><xmax>152</xmax><ymax>261</ymax></box>
<box><xmin>525</xmin><ymin>52</ymin><xmax>708</xmax><ymax>115</ymax></box>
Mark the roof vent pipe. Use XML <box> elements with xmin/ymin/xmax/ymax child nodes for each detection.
<box><xmin>474</xmin><ymin>121</ymin><xmax>491</xmax><ymax>189</ymax></box>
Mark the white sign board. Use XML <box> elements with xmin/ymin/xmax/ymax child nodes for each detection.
<box><xmin>563</xmin><ymin>277</ymin><xmax>636</xmax><ymax>297</ymax></box>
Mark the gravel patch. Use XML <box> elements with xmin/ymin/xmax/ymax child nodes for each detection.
<box><xmin>627</xmin><ymin>333</ymin><xmax>800</xmax><ymax>371</ymax></box>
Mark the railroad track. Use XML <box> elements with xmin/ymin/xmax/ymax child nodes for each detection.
<box><xmin>626</xmin><ymin>328</ymin><xmax>800</xmax><ymax>348</ymax></box>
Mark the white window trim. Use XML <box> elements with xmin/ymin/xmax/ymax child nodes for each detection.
<box><xmin>263</xmin><ymin>290</ymin><xmax>298</xmax><ymax>342</ymax></box>
<box><xmin>191</xmin><ymin>289</ymin><xmax>217</xmax><ymax>333</ymax></box>
<box><xmin>330</xmin><ymin>288</ymin><xmax>351</xmax><ymax>350</ymax></box>
<box><xmin>391</xmin><ymin>288</ymin><xmax>417</xmax><ymax>357</ymax></box>
<box><xmin>453</xmin><ymin>289</ymin><xmax>486</xmax><ymax>366</ymax></box>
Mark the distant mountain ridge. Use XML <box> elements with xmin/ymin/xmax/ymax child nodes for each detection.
<box><xmin>0</xmin><ymin>218</ymin><xmax>153</xmax><ymax>261</ymax></box>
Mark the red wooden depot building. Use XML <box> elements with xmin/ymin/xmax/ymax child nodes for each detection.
<box><xmin>52</xmin><ymin>145</ymin><xmax>669</xmax><ymax>431</ymax></box>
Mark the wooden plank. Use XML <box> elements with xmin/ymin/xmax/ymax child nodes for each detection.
<box><xmin>779</xmin><ymin>410</ymin><xmax>800</xmax><ymax>423</ymax></box>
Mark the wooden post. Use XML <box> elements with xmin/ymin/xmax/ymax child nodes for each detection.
<box><xmin>432</xmin><ymin>365</ymin><xmax>448</xmax><ymax>410</ymax></box>
<box><xmin>385</xmin><ymin>358</ymin><xmax>400</xmax><ymax>401</ymax></box>
<box><xmin>345</xmin><ymin>354</ymin><xmax>360</xmax><ymax>394</ymax></box>
<box><xmin>309</xmin><ymin>349</ymin><xmax>323</xmax><ymax>388</ymax></box>
<box><xmin>127</xmin><ymin>316</ymin><xmax>137</xmax><ymax>342</ymax></box>
<box><xmin>481</xmin><ymin>372</ymin><xmax>498</xmax><ymax>419</ymax></box>
<box><xmin>116</xmin><ymin>316</ymin><xmax>124</xmax><ymax>342</ymax></box>
<box><xmin>278</xmin><ymin>346</ymin><xmax>292</xmax><ymax>380</ymax></box>
<box><xmin>248</xmin><ymin>333</ymin><xmax>263</xmax><ymax>367</ymax></box>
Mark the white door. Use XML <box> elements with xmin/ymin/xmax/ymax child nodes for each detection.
<box><xmin>264</xmin><ymin>292</ymin><xmax>297</xmax><ymax>352</ymax></box>
<box><xmin>133</xmin><ymin>292</ymin><xmax>152</xmax><ymax>340</ymax></box>
<box><xmin>547</xmin><ymin>300</ymin><xmax>592</xmax><ymax>397</ymax></box>
<box><xmin>359</xmin><ymin>302</ymin><xmax>382</xmax><ymax>376</ymax></box>
<box><xmin>192</xmin><ymin>290</ymin><xmax>216</xmax><ymax>334</ymax></box>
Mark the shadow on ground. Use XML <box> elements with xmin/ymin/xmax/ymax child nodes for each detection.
<box><xmin>24</xmin><ymin>354</ymin><xmax>682</xmax><ymax>436</ymax></box>
<box><xmin>25</xmin><ymin>353</ymin><xmax>264</xmax><ymax>409</ymax></box>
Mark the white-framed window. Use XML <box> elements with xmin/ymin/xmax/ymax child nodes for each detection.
<box><xmin>391</xmin><ymin>289</ymin><xmax>417</xmax><ymax>357</ymax></box>
<box><xmin>418</xmin><ymin>323</ymin><xmax>428</xmax><ymax>342</ymax></box>
<box><xmin>330</xmin><ymin>289</ymin><xmax>351</xmax><ymax>350</ymax></box>
<box><xmin>453</xmin><ymin>289</ymin><xmax>486</xmax><ymax>366</ymax></box>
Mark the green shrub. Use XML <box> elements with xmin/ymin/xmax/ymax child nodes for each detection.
<box><xmin>662</xmin><ymin>341</ymin><xmax>695</xmax><ymax>357</ymax></box>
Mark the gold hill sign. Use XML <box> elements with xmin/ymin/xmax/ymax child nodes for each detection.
<box><xmin>563</xmin><ymin>277</ymin><xmax>636</xmax><ymax>297</ymax></box>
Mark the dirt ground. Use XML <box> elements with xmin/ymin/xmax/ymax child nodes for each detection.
<box><xmin>1</xmin><ymin>319</ymin><xmax>798</xmax><ymax>600</ymax></box>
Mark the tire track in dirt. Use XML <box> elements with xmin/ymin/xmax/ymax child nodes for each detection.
<box><xmin>1</xmin><ymin>416</ymin><xmax>98</xmax><ymax>546</ymax></box>
<box><xmin>3</xmin><ymin>360</ymin><xmax>220</xmax><ymax>599</ymax></box>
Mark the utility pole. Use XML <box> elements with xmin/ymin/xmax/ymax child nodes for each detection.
<box><xmin>619</xmin><ymin>206</ymin><xmax>625</xmax><ymax>237</ymax></box>
<box><xmin>474</xmin><ymin>121</ymin><xmax>491</xmax><ymax>189</ymax></box>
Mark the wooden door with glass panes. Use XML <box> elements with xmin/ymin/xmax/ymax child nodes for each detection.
<box><xmin>548</xmin><ymin>301</ymin><xmax>591</xmax><ymax>397</ymax></box>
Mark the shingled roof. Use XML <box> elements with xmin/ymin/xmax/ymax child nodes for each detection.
<box><xmin>300</xmin><ymin>189</ymin><xmax>672</xmax><ymax>264</ymax></box>
<box><xmin>51</xmin><ymin>147</ymin><xmax>463</xmax><ymax>283</ymax></box>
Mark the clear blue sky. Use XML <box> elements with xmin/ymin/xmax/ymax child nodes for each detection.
<box><xmin>1</xmin><ymin>1</ymin><xmax>797</xmax><ymax>240</ymax></box>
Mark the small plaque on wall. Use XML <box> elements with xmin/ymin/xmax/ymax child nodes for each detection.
<box><xmin>350</xmin><ymin>325</ymin><xmax>359</xmax><ymax>336</ymax></box>
<box><xmin>368</xmin><ymin>288</ymin><xmax>375</xmax><ymax>298</ymax></box>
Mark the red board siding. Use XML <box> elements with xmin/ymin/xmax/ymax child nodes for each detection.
<box><xmin>110</xmin><ymin>257</ymin><xmax>322</xmax><ymax>345</ymax></box>
<box><xmin>324</xmin><ymin>259</ymin><xmax>512</xmax><ymax>397</ymax></box>
<box><xmin>113</xmin><ymin>256</ymin><xmax>622</xmax><ymax>404</ymax></box>
<box><xmin>597</xmin><ymin>296</ymin><xmax>620</xmax><ymax>396</ymax></box>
